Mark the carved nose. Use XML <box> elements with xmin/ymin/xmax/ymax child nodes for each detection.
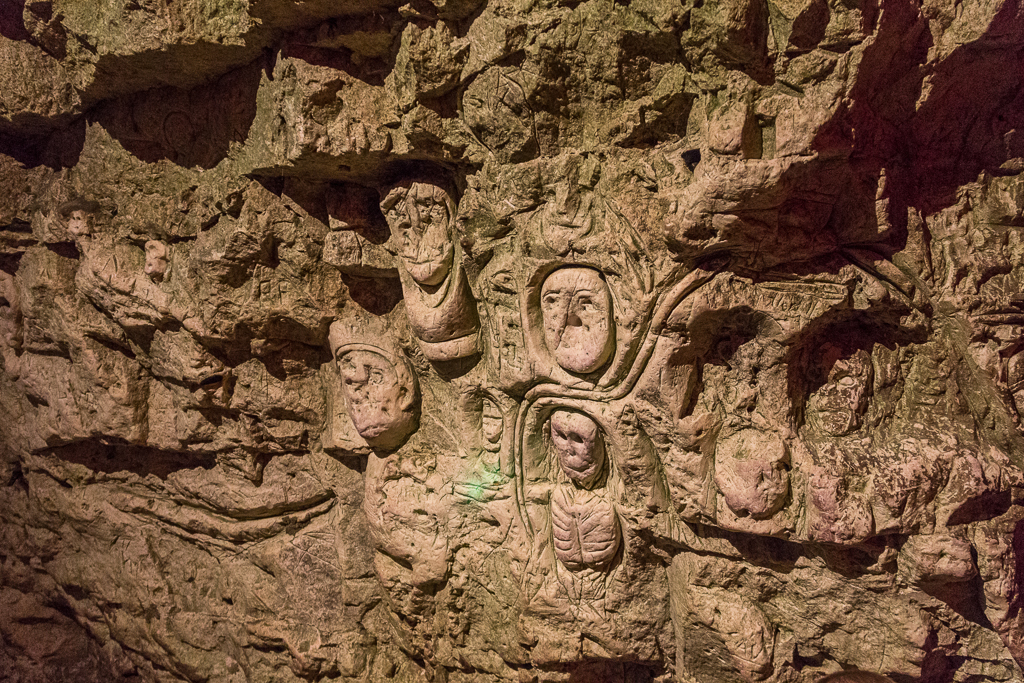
<box><xmin>567</xmin><ymin>311</ymin><xmax>583</xmax><ymax>327</ymax></box>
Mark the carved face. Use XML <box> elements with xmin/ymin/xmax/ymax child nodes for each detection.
<box><xmin>67</xmin><ymin>210</ymin><xmax>93</xmax><ymax>237</ymax></box>
<box><xmin>807</xmin><ymin>348</ymin><xmax>873</xmax><ymax>437</ymax></box>
<box><xmin>540</xmin><ymin>268</ymin><xmax>614</xmax><ymax>374</ymax></box>
<box><xmin>714</xmin><ymin>429</ymin><xmax>789</xmax><ymax>520</ymax></box>
<box><xmin>550</xmin><ymin>410</ymin><xmax>605</xmax><ymax>489</ymax></box>
<box><xmin>338</xmin><ymin>350</ymin><xmax>410</xmax><ymax>445</ymax></box>
<box><xmin>144</xmin><ymin>241</ymin><xmax>168</xmax><ymax>282</ymax></box>
<box><xmin>382</xmin><ymin>183</ymin><xmax>454</xmax><ymax>286</ymax></box>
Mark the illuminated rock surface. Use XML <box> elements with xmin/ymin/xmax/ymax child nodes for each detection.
<box><xmin>2</xmin><ymin>1</ymin><xmax>1024</xmax><ymax>681</ymax></box>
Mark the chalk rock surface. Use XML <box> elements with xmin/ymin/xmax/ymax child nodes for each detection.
<box><xmin>2</xmin><ymin>1</ymin><xmax>1024</xmax><ymax>681</ymax></box>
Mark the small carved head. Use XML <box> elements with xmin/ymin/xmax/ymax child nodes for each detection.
<box><xmin>330</xmin><ymin>324</ymin><xmax>419</xmax><ymax>450</ymax></box>
<box><xmin>144</xmin><ymin>240</ymin><xmax>168</xmax><ymax>282</ymax></box>
<box><xmin>540</xmin><ymin>267</ymin><xmax>615</xmax><ymax>374</ymax></box>
<box><xmin>807</xmin><ymin>347</ymin><xmax>873</xmax><ymax>437</ymax></box>
<box><xmin>59</xmin><ymin>199</ymin><xmax>101</xmax><ymax>238</ymax></box>
<box><xmin>380</xmin><ymin>180</ymin><xmax>456</xmax><ymax>286</ymax></box>
<box><xmin>714</xmin><ymin>429</ymin><xmax>789</xmax><ymax>520</ymax></box>
<box><xmin>550</xmin><ymin>409</ymin><xmax>605</xmax><ymax>489</ymax></box>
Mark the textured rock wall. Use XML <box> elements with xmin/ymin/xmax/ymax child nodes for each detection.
<box><xmin>2</xmin><ymin>0</ymin><xmax>1024</xmax><ymax>681</ymax></box>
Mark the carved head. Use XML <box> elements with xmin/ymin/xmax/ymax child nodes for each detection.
<box><xmin>806</xmin><ymin>347</ymin><xmax>873</xmax><ymax>437</ymax></box>
<box><xmin>380</xmin><ymin>180</ymin><xmax>456</xmax><ymax>286</ymax></box>
<box><xmin>540</xmin><ymin>267</ymin><xmax>615</xmax><ymax>374</ymax></box>
<box><xmin>144</xmin><ymin>240</ymin><xmax>168</xmax><ymax>282</ymax></box>
<box><xmin>714</xmin><ymin>429</ymin><xmax>789</xmax><ymax>520</ymax></box>
<box><xmin>329</xmin><ymin>323</ymin><xmax>419</xmax><ymax>450</ymax></box>
<box><xmin>550</xmin><ymin>409</ymin><xmax>605</xmax><ymax>489</ymax></box>
<box><xmin>59</xmin><ymin>199</ymin><xmax>100</xmax><ymax>238</ymax></box>
<box><xmin>336</xmin><ymin>350</ymin><xmax>417</xmax><ymax>449</ymax></box>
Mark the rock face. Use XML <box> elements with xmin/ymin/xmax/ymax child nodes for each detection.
<box><xmin>2</xmin><ymin>1</ymin><xmax>1024</xmax><ymax>681</ymax></box>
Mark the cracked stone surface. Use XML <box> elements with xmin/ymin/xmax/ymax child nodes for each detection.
<box><xmin>2</xmin><ymin>0</ymin><xmax>1024</xmax><ymax>681</ymax></box>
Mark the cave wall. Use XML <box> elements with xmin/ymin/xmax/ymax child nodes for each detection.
<box><xmin>2</xmin><ymin>0</ymin><xmax>1024</xmax><ymax>681</ymax></box>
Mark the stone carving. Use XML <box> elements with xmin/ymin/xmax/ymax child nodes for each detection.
<box><xmin>549</xmin><ymin>486</ymin><xmax>620</xmax><ymax>571</ymax></box>
<box><xmin>380</xmin><ymin>179</ymin><xmax>480</xmax><ymax>362</ymax></box>
<box><xmin>328</xmin><ymin>321</ymin><xmax>418</xmax><ymax>450</ymax></box>
<box><xmin>549</xmin><ymin>409</ymin><xmax>605</xmax><ymax>489</ymax></box>
<box><xmin>57</xmin><ymin>199</ymin><xmax>100</xmax><ymax>238</ymax></box>
<box><xmin>806</xmin><ymin>347</ymin><xmax>873</xmax><ymax>437</ymax></box>
<box><xmin>713</xmin><ymin>429</ymin><xmax>789</xmax><ymax>521</ymax></box>
<box><xmin>143</xmin><ymin>239</ymin><xmax>168</xmax><ymax>282</ymax></box>
<box><xmin>539</xmin><ymin>266</ymin><xmax>615</xmax><ymax>375</ymax></box>
<box><xmin>2</xmin><ymin>3</ymin><xmax>1024</xmax><ymax>683</ymax></box>
<box><xmin>481</xmin><ymin>396</ymin><xmax>503</xmax><ymax>454</ymax></box>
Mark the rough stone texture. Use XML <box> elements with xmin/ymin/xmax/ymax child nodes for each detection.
<box><xmin>1</xmin><ymin>1</ymin><xmax>1024</xmax><ymax>682</ymax></box>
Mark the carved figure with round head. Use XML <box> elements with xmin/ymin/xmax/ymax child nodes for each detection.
<box><xmin>144</xmin><ymin>240</ymin><xmax>168</xmax><ymax>282</ymax></box>
<box><xmin>550</xmin><ymin>409</ymin><xmax>605</xmax><ymax>489</ymax></box>
<box><xmin>329</xmin><ymin>322</ymin><xmax>419</xmax><ymax>450</ymax></box>
<box><xmin>380</xmin><ymin>180</ymin><xmax>456</xmax><ymax>286</ymax></box>
<box><xmin>540</xmin><ymin>267</ymin><xmax>615</xmax><ymax>374</ymax></box>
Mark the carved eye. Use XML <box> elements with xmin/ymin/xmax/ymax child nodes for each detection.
<box><xmin>543</xmin><ymin>293</ymin><xmax>561</xmax><ymax>306</ymax></box>
<box><xmin>838</xmin><ymin>376</ymin><xmax>857</xmax><ymax>388</ymax></box>
<box><xmin>370</xmin><ymin>369</ymin><xmax>385</xmax><ymax>385</ymax></box>
<box><xmin>569</xmin><ymin>433</ymin><xmax>584</xmax><ymax>444</ymax></box>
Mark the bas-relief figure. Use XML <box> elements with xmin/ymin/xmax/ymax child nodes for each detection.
<box><xmin>143</xmin><ymin>240</ymin><xmax>168</xmax><ymax>283</ymax></box>
<box><xmin>539</xmin><ymin>267</ymin><xmax>614</xmax><ymax>375</ymax></box>
<box><xmin>5</xmin><ymin>3</ymin><xmax>1024</xmax><ymax>682</ymax></box>
<box><xmin>379</xmin><ymin>179</ymin><xmax>480</xmax><ymax>362</ymax></box>
<box><xmin>328</xmin><ymin>321</ymin><xmax>418</xmax><ymax>451</ymax></box>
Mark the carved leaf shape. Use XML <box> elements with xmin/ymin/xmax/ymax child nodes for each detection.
<box><xmin>550</xmin><ymin>486</ymin><xmax>621</xmax><ymax>571</ymax></box>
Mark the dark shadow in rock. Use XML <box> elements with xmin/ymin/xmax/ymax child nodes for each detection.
<box><xmin>278</xmin><ymin>177</ymin><xmax>330</xmax><ymax>225</ymax></box>
<box><xmin>809</xmin><ymin>542</ymin><xmax>888</xmax><ymax>579</ymax></box>
<box><xmin>94</xmin><ymin>61</ymin><xmax>261</xmax><ymax>170</ymax></box>
<box><xmin>921</xmin><ymin>567</ymin><xmax>994</xmax><ymax>630</ymax></box>
<box><xmin>44</xmin><ymin>440</ymin><xmax>216</xmax><ymax>479</ymax></box>
<box><xmin>326</xmin><ymin>450</ymin><xmax>367</xmax><ymax>473</ymax></box>
<box><xmin>0</xmin><ymin>0</ymin><xmax>29</xmax><ymax>41</ymax></box>
<box><xmin>945</xmin><ymin>488</ymin><xmax>1011</xmax><ymax>526</ymax></box>
<box><xmin>258</xmin><ymin>339</ymin><xmax>328</xmax><ymax>382</ymax></box>
<box><xmin>342</xmin><ymin>273</ymin><xmax>403</xmax><ymax>314</ymax></box>
<box><xmin>282</xmin><ymin>43</ymin><xmax>389</xmax><ymax>87</ymax></box>
<box><xmin>904</xmin><ymin>3</ymin><xmax>1024</xmax><ymax>215</ymax></box>
<box><xmin>0</xmin><ymin>115</ymin><xmax>84</xmax><ymax>170</ymax></box>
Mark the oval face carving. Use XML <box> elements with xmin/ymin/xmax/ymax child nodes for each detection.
<box><xmin>381</xmin><ymin>182</ymin><xmax>455</xmax><ymax>286</ymax></box>
<box><xmin>550</xmin><ymin>409</ymin><xmax>605</xmax><ymax>489</ymax></box>
<box><xmin>540</xmin><ymin>267</ymin><xmax>614</xmax><ymax>374</ymax></box>
<box><xmin>337</xmin><ymin>349</ymin><xmax>416</xmax><ymax>449</ymax></box>
<box><xmin>550</xmin><ymin>486</ymin><xmax>620</xmax><ymax>571</ymax></box>
<box><xmin>806</xmin><ymin>348</ymin><xmax>873</xmax><ymax>437</ymax></box>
